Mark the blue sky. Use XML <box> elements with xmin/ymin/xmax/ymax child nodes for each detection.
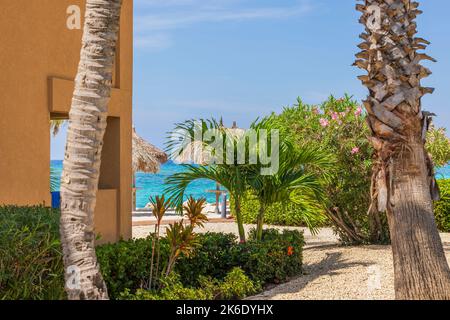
<box><xmin>51</xmin><ymin>0</ymin><xmax>450</xmax><ymax>159</ymax></box>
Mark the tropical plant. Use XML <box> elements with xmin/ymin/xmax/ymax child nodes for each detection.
<box><xmin>434</xmin><ymin>179</ymin><xmax>450</xmax><ymax>233</ymax></box>
<box><xmin>59</xmin><ymin>0</ymin><xmax>122</xmax><ymax>300</ymax></box>
<box><xmin>236</xmin><ymin>194</ymin><xmax>327</xmax><ymax>227</ymax></box>
<box><xmin>245</xmin><ymin>135</ymin><xmax>334</xmax><ymax>240</ymax></box>
<box><xmin>426</xmin><ymin>125</ymin><xmax>450</xmax><ymax>168</ymax></box>
<box><xmin>0</xmin><ymin>206</ymin><xmax>65</xmax><ymax>300</ymax></box>
<box><xmin>165</xmin><ymin>222</ymin><xmax>199</xmax><ymax>276</ymax></box>
<box><xmin>148</xmin><ymin>195</ymin><xmax>171</xmax><ymax>290</ymax></box>
<box><xmin>183</xmin><ymin>196</ymin><xmax>209</xmax><ymax>228</ymax></box>
<box><xmin>271</xmin><ymin>96</ymin><xmax>383</xmax><ymax>243</ymax></box>
<box><xmin>355</xmin><ymin>0</ymin><xmax>450</xmax><ymax>298</ymax></box>
<box><xmin>165</xmin><ymin>117</ymin><xmax>250</xmax><ymax>242</ymax></box>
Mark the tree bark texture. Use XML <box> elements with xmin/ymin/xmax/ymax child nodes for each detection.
<box><xmin>355</xmin><ymin>0</ymin><xmax>450</xmax><ymax>299</ymax></box>
<box><xmin>60</xmin><ymin>0</ymin><xmax>123</xmax><ymax>300</ymax></box>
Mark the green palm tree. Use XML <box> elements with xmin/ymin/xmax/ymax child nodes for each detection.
<box><xmin>166</xmin><ymin>117</ymin><xmax>250</xmax><ymax>242</ymax></box>
<box><xmin>247</xmin><ymin>142</ymin><xmax>334</xmax><ymax>240</ymax></box>
<box><xmin>165</xmin><ymin>164</ymin><xmax>248</xmax><ymax>242</ymax></box>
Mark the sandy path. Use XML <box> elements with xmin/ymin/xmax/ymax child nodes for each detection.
<box><xmin>250</xmin><ymin>233</ymin><xmax>450</xmax><ymax>300</ymax></box>
<box><xmin>132</xmin><ymin>223</ymin><xmax>450</xmax><ymax>300</ymax></box>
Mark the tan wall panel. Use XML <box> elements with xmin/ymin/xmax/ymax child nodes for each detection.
<box><xmin>94</xmin><ymin>189</ymin><xmax>118</xmax><ymax>245</ymax></box>
<box><xmin>49</xmin><ymin>77</ymin><xmax>131</xmax><ymax>117</ymax></box>
<box><xmin>0</xmin><ymin>0</ymin><xmax>133</xmax><ymax>242</ymax></box>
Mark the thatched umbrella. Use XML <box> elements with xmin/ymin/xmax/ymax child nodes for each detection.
<box><xmin>132</xmin><ymin>127</ymin><xmax>168</xmax><ymax>210</ymax></box>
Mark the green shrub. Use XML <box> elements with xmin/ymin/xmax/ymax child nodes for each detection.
<box><xmin>0</xmin><ymin>206</ymin><xmax>303</xmax><ymax>301</ymax></box>
<box><xmin>119</xmin><ymin>273</ymin><xmax>213</xmax><ymax>300</ymax></box>
<box><xmin>119</xmin><ymin>268</ymin><xmax>259</xmax><ymax>300</ymax></box>
<box><xmin>0</xmin><ymin>206</ymin><xmax>65</xmax><ymax>300</ymax></box>
<box><xmin>99</xmin><ymin>230</ymin><xmax>304</xmax><ymax>300</ymax></box>
<box><xmin>271</xmin><ymin>95</ymin><xmax>448</xmax><ymax>244</ymax></box>
<box><xmin>237</xmin><ymin>192</ymin><xmax>327</xmax><ymax>228</ymax></box>
<box><xmin>435</xmin><ymin>179</ymin><xmax>450</xmax><ymax>232</ymax></box>
<box><xmin>215</xmin><ymin>267</ymin><xmax>260</xmax><ymax>299</ymax></box>
<box><xmin>234</xmin><ymin>229</ymin><xmax>304</xmax><ymax>284</ymax></box>
<box><xmin>175</xmin><ymin>232</ymin><xmax>237</xmax><ymax>286</ymax></box>
<box><xmin>271</xmin><ymin>96</ymin><xmax>385</xmax><ymax>244</ymax></box>
<box><xmin>96</xmin><ymin>235</ymin><xmax>171</xmax><ymax>299</ymax></box>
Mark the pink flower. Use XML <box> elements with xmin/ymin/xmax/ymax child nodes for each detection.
<box><xmin>340</xmin><ymin>111</ymin><xmax>347</xmax><ymax>117</ymax></box>
<box><xmin>351</xmin><ymin>147</ymin><xmax>360</xmax><ymax>155</ymax></box>
<box><xmin>355</xmin><ymin>106</ymin><xmax>363</xmax><ymax>117</ymax></box>
<box><xmin>320</xmin><ymin>118</ymin><xmax>329</xmax><ymax>127</ymax></box>
<box><xmin>331</xmin><ymin>112</ymin><xmax>339</xmax><ymax>120</ymax></box>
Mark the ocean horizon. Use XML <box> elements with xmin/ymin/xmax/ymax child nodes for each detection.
<box><xmin>51</xmin><ymin>160</ymin><xmax>450</xmax><ymax>209</ymax></box>
<box><xmin>51</xmin><ymin>160</ymin><xmax>220</xmax><ymax>208</ymax></box>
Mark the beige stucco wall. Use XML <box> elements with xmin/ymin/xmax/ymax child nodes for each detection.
<box><xmin>0</xmin><ymin>0</ymin><xmax>133</xmax><ymax>244</ymax></box>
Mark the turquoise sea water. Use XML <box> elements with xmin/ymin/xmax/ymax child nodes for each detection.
<box><xmin>51</xmin><ymin>160</ymin><xmax>450</xmax><ymax>209</ymax></box>
<box><xmin>51</xmin><ymin>160</ymin><xmax>219</xmax><ymax>208</ymax></box>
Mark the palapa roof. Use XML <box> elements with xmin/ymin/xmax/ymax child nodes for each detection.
<box><xmin>132</xmin><ymin>128</ymin><xmax>168</xmax><ymax>173</ymax></box>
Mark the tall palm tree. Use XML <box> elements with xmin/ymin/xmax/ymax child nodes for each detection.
<box><xmin>355</xmin><ymin>0</ymin><xmax>450</xmax><ymax>299</ymax></box>
<box><xmin>60</xmin><ymin>0</ymin><xmax>122</xmax><ymax>300</ymax></box>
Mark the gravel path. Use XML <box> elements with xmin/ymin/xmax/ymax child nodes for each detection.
<box><xmin>132</xmin><ymin>223</ymin><xmax>450</xmax><ymax>300</ymax></box>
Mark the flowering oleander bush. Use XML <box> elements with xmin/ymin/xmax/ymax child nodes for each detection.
<box><xmin>265</xmin><ymin>95</ymin><xmax>448</xmax><ymax>244</ymax></box>
<box><xmin>269</xmin><ymin>95</ymin><xmax>386</xmax><ymax>244</ymax></box>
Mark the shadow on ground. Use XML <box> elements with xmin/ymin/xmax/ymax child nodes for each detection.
<box><xmin>249</xmin><ymin>246</ymin><xmax>374</xmax><ymax>299</ymax></box>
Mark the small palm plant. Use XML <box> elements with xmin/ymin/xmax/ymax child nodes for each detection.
<box><xmin>165</xmin><ymin>221</ymin><xmax>199</xmax><ymax>276</ymax></box>
<box><xmin>165</xmin><ymin>165</ymin><xmax>248</xmax><ymax>242</ymax></box>
<box><xmin>148</xmin><ymin>195</ymin><xmax>171</xmax><ymax>289</ymax></box>
<box><xmin>183</xmin><ymin>196</ymin><xmax>209</xmax><ymax>228</ymax></box>
<box><xmin>165</xmin><ymin>118</ymin><xmax>250</xmax><ymax>242</ymax></box>
<box><xmin>247</xmin><ymin>142</ymin><xmax>334</xmax><ymax>241</ymax></box>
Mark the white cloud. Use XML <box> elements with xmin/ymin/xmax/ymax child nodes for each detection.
<box><xmin>134</xmin><ymin>0</ymin><xmax>315</xmax><ymax>51</ymax></box>
<box><xmin>134</xmin><ymin>34</ymin><xmax>173</xmax><ymax>50</ymax></box>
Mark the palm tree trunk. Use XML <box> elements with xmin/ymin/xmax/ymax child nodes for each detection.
<box><xmin>154</xmin><ymin>224</ymin><xmax>162</xmax><ymax>289</ymax></box>
<box><xmin>256</xmin><ymin>204</ymin><xmax>265</xmax><ymax>241</ymax></box>
<box><xmin>148</xmin><ymin>224</ymin><xmax>158</xmax><ymax>289</ymax></box>
<box><xmin>355</xmin><ymin>0</ymin><xmax>450</xmax><ymax>299</ymax></box>
<box><xmin>234</xmin><ymin>199</ymin><xmax>246</xmax><ymax>243</ymax></box>
<box><xmin>60</xmin><ymin>0</ymin><xmax>123</xmax><ymax>300</ymax></box>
